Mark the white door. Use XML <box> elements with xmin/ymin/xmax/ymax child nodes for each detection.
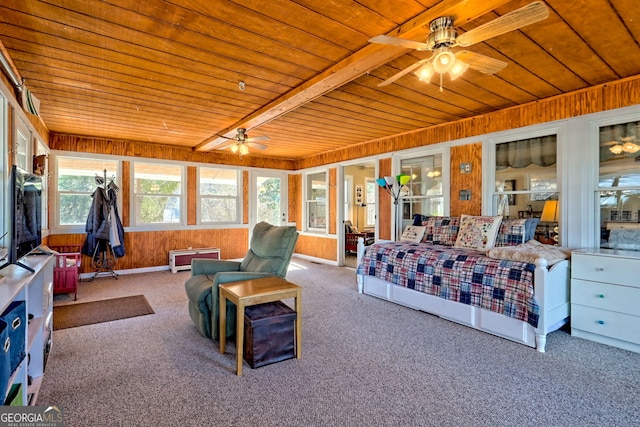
<box><xmin>251</xmin><ymin>171</ymin><xmax>288</xmax><ymax>229</ymax></box>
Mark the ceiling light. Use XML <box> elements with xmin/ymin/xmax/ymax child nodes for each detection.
<box><xmin>239</xmin><ymin>144</ymin><xmax>249</xmax><ymax>155</ymax></box>
<box><xmin>413</xmin><ymin>47</ymin><xmax>468</xmax><ymax>92</ymax></box>
<box><xmin>432</xmin><ymin>48</ymin><xmax>456</xmax><ymax>74</ymax></box>
<box><xmin>230</xmin><ymin>144</ymin><xmax>239</xmax><ymax>153</ymax></box>
<box><xmin>609</xmin><ymin>137</ymin><xmax>640</xmax><ymax>154</ymax></box>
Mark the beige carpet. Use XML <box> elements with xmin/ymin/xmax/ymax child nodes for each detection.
<box><xmin>53</xmin><ymin>295</ymin><xmax>154</xmax><ymax>330</ymax></box>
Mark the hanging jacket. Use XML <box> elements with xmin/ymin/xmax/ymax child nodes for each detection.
<box><xmin>108</xmin><ymin>188</ymin><xmax>125</xmax><ymax>258</ymax></box>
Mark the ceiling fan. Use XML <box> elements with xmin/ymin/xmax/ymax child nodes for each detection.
<box><xmin>369</xmin><ymin>1</ymin><xmax>549</xmax><ymax>91</ymax></box>
<box><xmin>220</xmin><ymin>128</ymin><xmax>270</xmax><ymax>155</ymax></box>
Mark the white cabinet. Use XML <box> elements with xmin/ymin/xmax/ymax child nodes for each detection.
<box><xmin>571</xmin><ymin>249</ymin><xmax>640</xmax><ymax>353</ymax></box>
<box><xmin>0</xmin><ymin>254</ymin><xmax>54</xmax><ymax>405</ymax></box>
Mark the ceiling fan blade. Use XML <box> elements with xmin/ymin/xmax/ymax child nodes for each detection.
<box><xmin>247</xmin><ymin>141</ymin><xmax>268</xmax><ymax>150</ymax></box>
<box><xmin>246</xmin><ymin>135</ymin><xmax>270</xmax><ymax>142</ymax></box>
<box><xmin>369</xmin><ymin>35</ymin><xmax>431</xmax><ymax>51</ymax></box>
<box><xmin>455</xmin><ymin>51</ymin><xmax>507</xmax><ymax>74</ymax></box>
<box><xmin>456</xmin><ymin>1</ymin><xmax>549</xmax><ymax>47</ymax></box>
<box><xmin>377</xmin><ymin>58</ymin><xmax>431</xmax><ymax>87</ymax></box>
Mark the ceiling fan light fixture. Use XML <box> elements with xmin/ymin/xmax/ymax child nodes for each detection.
<box><xmin>449</xmin><ymin>59</ymin><xmax>469</xmax><ymax>81</ymax></box>
<box><xmin>239</xmin><ymin>144</ymin><xmax>249</xmax><ymax>155</ymax></box>
<box><xmin>623</xmin><ymin>141</ymin><xmax>640</xmax><ymax>153</ymax></box>
<box><xmin>415</xmin><ymin>62</ymin><xmax>434</xmax><ymax>82</ymax></box>
<box><xmin>230</xmin><ymin>143</ymin><xmax>239</xmax><ymax>153</ymax></box>
<box><xmin>432</xmin><ymin>48</ymin><xmax>456</xmax><ymax>74</ymax></box>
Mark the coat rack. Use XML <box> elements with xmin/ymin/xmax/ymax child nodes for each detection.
<box><xmin>88</xmin><ymin>169</ymin><xmax>120</xmax><ymax>280</ymax></box>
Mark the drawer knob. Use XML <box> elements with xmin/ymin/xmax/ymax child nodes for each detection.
<box><xmin>595</xmin><ymin>267</ymin><xmax>605</xmax><ymax>272</ymax></box>
<box><xmin>598</xmin><ymin>294</ymin><xmax>605</xmax><ymax>299</ymax></box>
<box><xmin>597</xmin><ymin>320</ymin><xmax>605</xmax><ymax>325</ymax></box>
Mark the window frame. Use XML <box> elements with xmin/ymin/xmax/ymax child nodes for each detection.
<box><xmin>51</xmin><ymin>153</ymin><xmax>121</xmax><ymax>234</ymax></box>
<box><xmin>197</xmin><ymin>166</ymin><xmax>242</xmax><ymax>225</ymax></box>
<box><xmin>131</xmin><ymin>160</ymin><xmax>185</xmax><ymax>229</ymax></box>
<box><xmin>304</xmin><ymin>169</ymin><xmax>328</xmax><ymax>233</ymax></box>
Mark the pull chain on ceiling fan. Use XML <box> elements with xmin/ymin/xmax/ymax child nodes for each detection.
<box><xmin>369</xmin><ymin>1</ymin><xmax>549</xmax><ymax>91</ymax></box>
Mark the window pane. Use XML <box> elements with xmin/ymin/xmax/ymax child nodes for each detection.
<box><xmin>307</xmin><ymin>172</ymin><xmax>326</xmax><ymax>229</ymax></box>
<box><xmin>599</xmin><ymin>120</ymin><xmax>640</xmax><ymax>250</ymax></box>
<box><xmin>201</xmin><ymin>198</ymin><xmax>237</xmax><ymax>222</ymax></box>
<box><xmin>257</xmin><ymin>177</ymin><xmax>281</xmax><ymax>225</ymax></box>
<box><xmin>200</xmin><ymin>168</ymin><xmax>238</xmax><ymax>196</ymax></box>
<box><xmin>495</xmin><ymin>135</ymin><xmax>557</xmax><ymax>220</ymax></box>
<box><xmin>400</xmin><ymin>154</ymin><xmax>443</xmax><ymax>227</ymax></box>
<box><xmin>199</xmin><ymin>168</ymin><xmax>239</xmax><ymax>223</ymax></box>
<box><xmin>134</xmin><ymin>163</ymin><xmax>182</xmax><ymax>225</ymax></box>
<box><xmin>57</xmin><ymin>157</ymin><xmax>118</xmax><ymax>226</ymax></box>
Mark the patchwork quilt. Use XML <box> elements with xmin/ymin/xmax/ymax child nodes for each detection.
<box><xmin>357</xmin><ymin>242</ymin><xmax>540</xmax><ymax>327</ymax></box>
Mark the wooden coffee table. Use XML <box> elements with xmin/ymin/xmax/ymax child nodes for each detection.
<box><xmin>218</xmin><ymin>276</ymin><xmax>302</xmax><ymax>376</ymax></box>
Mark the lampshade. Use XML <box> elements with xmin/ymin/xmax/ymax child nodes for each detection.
<box><xmin>397</xmin><ymin>174</ymin><xmax>411</xmax><ymax>185</ymax></box>
<box><xmin>432</xmin><ymin>48</ymin><xmax>456</xmax><ymax>74</ymax></box>
<box><xmin>239</xmin><ymin>144</ymin><xmax>249</xmax><ymax>155</ymax></box>
<box><xmin>449</xmin><ymin>59</ymin><xmax>469</xmax><ymax>81</ymax></box>
<box><xmin>540</xmin><ymin>200</ymin><xmax>558</xmax><ymax>222</ymax></box>
<box><xmin>415</xmin><ymin>62</ymin><xmax>434</xmax><ymax>82</ymax></box>
<box><xmin>230</xmin><ymin>144</ymin><xmax>238</xmax><ymax>153</ymax></box>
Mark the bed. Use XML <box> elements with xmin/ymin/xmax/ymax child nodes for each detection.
<box><xmin>355</xmin><ymin>216</ymin><xmax>570</xmax><ymax>352</ymax></box>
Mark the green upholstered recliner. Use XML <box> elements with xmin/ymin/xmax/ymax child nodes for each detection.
<box><xmin>184</xmin><ymin>221</ymin><xmax>299</xmax><ymax>340</ymax></box>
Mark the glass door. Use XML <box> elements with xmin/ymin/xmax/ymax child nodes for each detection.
<box><xmin>251</xmin><ymin>171</ymin><xmax>288</xmax><ymax>229</ymax></box>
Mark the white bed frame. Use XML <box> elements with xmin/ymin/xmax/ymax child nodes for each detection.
<box><xmin>356</xmin><ymin>239</ymin><xmax>570</xmax><ymax>352</ymax></box>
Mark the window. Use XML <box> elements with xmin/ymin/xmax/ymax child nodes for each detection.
<box><xmin>199</xmin><ymin>168</ymin><xmax>240</xmax><ymax>223</ymax></box>
<box><xmin>494</xmin><ymin>135</ymin><xmax>558</xmax><ymax>220</ymax></box>
<box><xmin>400</xmin><ymin>154</ymin><xmax>444</xmax><ymax>226</ymax></box>
<box><xmin>306</xmin><ymin>171</ymin><xmax>327</xmax><ymax>231</ymax></box>
<box><xmin>56</xmin><ymin>157</ymin><xmax>118</xmax><ymax>227</ymax></box>
<box><xmin>133</xmin><ymin>162</ymin><xmax>183</xmax><ymax>225</ymax></box>
<box><xmin>598</xmin><ymin>119</ymin><xmax>640</xmax><ymax>250</ymax></box>
<box><xmin>365</xmin><ymin>178</ymin><xmax>376</xmax><ymax>227</ymax></box>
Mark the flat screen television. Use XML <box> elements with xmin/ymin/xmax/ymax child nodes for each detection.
<box><xmin>1</xmin><ymin>165</ymin><xmax>43</xmax><ymax>272</ymax></box>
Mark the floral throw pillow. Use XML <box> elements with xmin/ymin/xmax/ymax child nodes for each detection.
<box><xmin>454</xmin><ymin>214</ymin><xmax>503</xmax><ymax>250</ymax></box>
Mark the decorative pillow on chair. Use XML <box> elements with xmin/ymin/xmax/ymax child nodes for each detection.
<box><xmin>400</xmin><ymin>225</ymin><xmax>426</xmax><ymax>243</ymax></box>
<box><xmin>454</xmin><ymin>215</ymin><xmax>503</xmax><ymax>250</ymax></box>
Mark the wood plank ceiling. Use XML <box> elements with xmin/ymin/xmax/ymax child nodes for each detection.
<box><xmin>0</xmin><ymin>0</ymin><xmax>638</xmax><ymax>161</ymax></box>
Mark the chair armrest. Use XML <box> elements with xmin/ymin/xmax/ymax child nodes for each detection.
<box><xmin>212</xmin><ymin>271</ymin><xmax>275</xmax><ymax>286</ymax></box>
<box><xmin>191</xmin><ymin>259</ymin><xmax>241</xmax><ymax>276</ymax></box>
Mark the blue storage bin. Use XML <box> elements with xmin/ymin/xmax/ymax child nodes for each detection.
<box><xmin>1</xmin><ymin>301</ymin><xmax>26</xmax><ymax>374</ymax></box>
<box><xmin>0</xmin><ymin>319</ymin><xmax>10</xmax><ymax>402</ymax></box>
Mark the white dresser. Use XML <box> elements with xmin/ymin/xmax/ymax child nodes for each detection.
<box><xmin>571</xmin><ymin>249</ymin><xmax>640</xmax><ymax>353</ymax></box>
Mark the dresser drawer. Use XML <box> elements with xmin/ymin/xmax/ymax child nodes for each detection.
<box><xmin>571</xmin><ymin>305</ymin><xmax>640</xmax><ymax>345</ymax></box>
<box><xmin>571</xmin><ymin>279</ymin><xmax>640</xmax><ymax>316</ymax></box>
<box><xmin>571</xmin><ymin>253</ymin><xmax>640</xmax><ymax>287</ymax></box>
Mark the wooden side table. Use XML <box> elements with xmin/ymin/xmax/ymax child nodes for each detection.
<box><xmin>218</xmin><ymin>277</ymin><xmax>302</xmax><ymax>376</ymax></box>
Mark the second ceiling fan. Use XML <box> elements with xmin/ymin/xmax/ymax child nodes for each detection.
<box><xmin>369</xmin><ymin>1</ymin><xmax>549</xmax><ymax>91</ymax></box>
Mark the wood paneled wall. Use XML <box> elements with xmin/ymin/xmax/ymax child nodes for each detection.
<box><xmin>378</xmin><ymin>158</ymin><xmax>392</xmax><ymax>240</ymax></box>
<box><xmin>288</xmin><ymin>174</ymin><xmax>300</xmax><ymax>226</ymax></box>
<box><xmin>295</xmin><ymin>234</ymin><xmax>337</xmax><ymax>261</ymax></box>
<box><xmin>187</xmin><ymin>166</ymin><xmax>197</xmax><ymax>225</ymax></box>
<box><xmin>47</xmin><ymin>228</ymin><xmax>248</xmax><ymax>274</ymax></box>
<box><xmin>449</xmin><ymin>143</ymin><xmax>482</xmax><ymax>217</ymax></box>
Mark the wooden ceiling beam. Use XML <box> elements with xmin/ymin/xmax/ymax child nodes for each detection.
<box><xmin>194</xmin><ymin>0</ymin><xmax>514</xmax><ymax>151</ymax></box>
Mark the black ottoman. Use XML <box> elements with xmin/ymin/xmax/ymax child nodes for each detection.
<box><xmin>243</xmin><ymin>301</ymin><xmax>297</xmax><ymax>368</ymax></box>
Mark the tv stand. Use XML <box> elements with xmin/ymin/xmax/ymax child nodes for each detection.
<box><xmin>0</xmin><ymin>260</ymin><xmax>34</xmax><ymax>273</ymax></box>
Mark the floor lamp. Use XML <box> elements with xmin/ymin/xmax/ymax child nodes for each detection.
<box><xmin>376</xmin><ymin>174</ymin><xmax>410</xmax><ymax>240</ymax></box>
